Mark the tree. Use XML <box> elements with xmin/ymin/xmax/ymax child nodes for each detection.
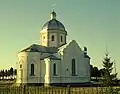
<box><xmin>14</xmin><ymin>69</ymin><xmax>17</xmax><ymax>75</ymax></box>
<box><xmin>0</xmin><ymin>70</ymin><xmax>2</xmax><ymax>79</ymax></box>
<box><xmin>90</xmin><ymin>65</ymin><xmax>101</xmax><ymax>78</ymax></box>
<box><xmin>4</xmin><ymin>69</ymin><xmax>8</xmax><ymax>78</ymax></box>
<box><xmin>100</xmin><ymin>68</ymin><xmax>105</xmax><ymax>76</ymax></box>
<box><xmin>93</xmin><ymin>67</ymin><xmax>101</xmax><ymax>77</ymax></box>
<box><xmin>9</xmin><ymin>67</ymin><xmax>14</xmax><ymax>79</ymax></box>
<box><xmin>1</xmin><ymin>70</ymin><xmax>4</xmax><ymax>79</ymax></box>
<box><xmin>90</xmin><ymin>65</ymin><xmax>93</xmax><ymax>77</ymax></box>
<box><xmin>101</xmin><ymin>53</ymin><xmax>117</xmax><ymax>93</ymax></box>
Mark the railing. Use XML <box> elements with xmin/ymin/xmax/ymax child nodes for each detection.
<box><xmin>0</xmin><ymin>86</ymin><xmax>119</xmax><ymax>94</ymax></box>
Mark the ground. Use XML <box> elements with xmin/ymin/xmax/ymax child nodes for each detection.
<box><xmin>0</xmin><ymin>80</ymin><xmax>120</xmax><ymax>94</ymax></box>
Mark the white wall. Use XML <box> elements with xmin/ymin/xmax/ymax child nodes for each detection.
<box><xmin>16</xmin><ymin>52</ymin><xmax>28</xmax><ymax>84</ymax></box>
<box><xmin>59</xmin><ymin>33</ymin><xmax>66</xmax><ymax>46</ymax></box>
<box><xmin>40</xmin><ymin>60</ymin><xmax>46</xmax><ymax>83</ymax></box>
<box><xmin>16</xmin><ymin>40</ymin><xmax>90</xmax><ymax>85</ymax></box>
<box><xmin>27</xmin><ymin>52</ymin><xmax>50</xmax><ymax>84</ymax></box>
<box><xmin>49</xmin><ymin>59</ymin><xmax>61</xmax><ymax>83</ymax></box>
<box><xmin>58</xmin><ymin>40</ymin><xmax>90</xmax><ymax>83</ymax></box>
<box><xmin>48</xmin><ymin>33</ymin><xmax>57</xmax><ymax>47</ymax></box>
<box><xmin>27</xmin><ymin>52</ymin><xmax>41</xmax><ymax>83</ymax></box>
<box><xmin>48</xmin><ymin>30</ymin><xmax>67</xmax><ymax>47</ymax></box>
<box><xmin>43</xmin><ymin>40</ymin><xmax>90</xmax><ymax>84</ymax></box>
<box><xmin>40</xmin><ymin>29</ymin><xmax>48</xmax><ymax>46</ymax></box>
<box><xmin>40</xmin><ymin>29</ymin><xmax>67</xmax><ymax>47</ymax></box>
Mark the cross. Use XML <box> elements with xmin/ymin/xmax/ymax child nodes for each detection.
<box><xmin>52</xmin><ymin>4</ymin><xmax>56</xmax><ymax>11</ymax></box>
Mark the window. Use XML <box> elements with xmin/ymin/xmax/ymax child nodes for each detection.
<box><xmin>61</xmin><ymin>36</ymin><xmax>63</xmax><ymax>42</ymax></box>
<box><xmin>43</xmin><ymin>36</ymin><xmax>45</xmax><ymax>39</ymax></box>
<box><xmin>20</xmin><ymin>64</ymin><xmax>22</xmax><ymax>68</ymax></box>
<box><xmin>31</xmin><ymin>64</ymin><xmax>34</xmax><ymax>76</ymax></box>
<box><xmin>51</xmin><ymin>35</ymin><xmax>54</xmax><ymax>41</ymax></box>
<box><xmin>53</xmin><ymin>63</ymin><xmax>57</xmax><ymax>76</ymax></box>
<box><xmin>72</xmin><ymin>58</ymin><xmax>76</xmax><ymax>76</ymax></box>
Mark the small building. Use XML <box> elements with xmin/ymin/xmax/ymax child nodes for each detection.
<box><xmin>16</xmin><ymin>11</ymin><xmax>91</xmax><ymax>86</ymax></box>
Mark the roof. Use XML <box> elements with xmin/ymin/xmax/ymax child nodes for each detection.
<box><xmin>42</xmin><ymin>19</ymin><xmax>66</xmax><ymax>31</ymax></box>
<box><xmin>19</xmin><ymin>44</ymin><xmax>58</xmax><ymax>53</ymax></box>
<box><xmin>19</xmin><ymin>41</ymin><xmax>90</xmax><ymax>59</ymax></box>
<box><xmin>19</xmin><ymin>40</ymin><xmax>73</xmax><ymax>53</ymax></box>
<box><xmin>58</xmin><ymin>40</ymin><xmax>91</xmax><ymax>59</ymax></box>
<box><xmin>58</xmin><ymin>40</ymin><xmax>76</xmax><ymax>52</ymax></box>
<box><xmin>40</xmin><ymin>55</ymin><xmax>61</xmax><ymax>60</ymax></box>
<box><xmin>84</xmin><ymin>54</ymin><xmax>91</xmax><ymax>59</ymax></box>
<box><xmin>41</xmin><ymin>11</ymin><xmax>66</xmax><ymax>31</ymax></box>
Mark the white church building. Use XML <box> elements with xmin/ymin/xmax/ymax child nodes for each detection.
<box><xmin>16</xmin><ymin>11</ymin><xmax>91</xmax><ymax>86</ymax></box>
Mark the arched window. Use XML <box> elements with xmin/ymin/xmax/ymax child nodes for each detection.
<box><xmin>31</xmin><ymin>64</ymin><xmax>34</xmax><ymax>76</ymax></box>
<box><xmin>61</xmin><ymin>36</ymin><xmax>63</xmax><ymax>42</ymax></box>
<box><xmin>20</xmin><ymin>64</ymin><xmax>22</xmax><ymax>68</ymax></box>
<box><xmin>72</xmin><ymin>58</ymin><xmax>76</xmax><ymax>76</ymax></box>
<box><xmin>53</xmin><ymin>63</ymin><xmax>57</xmax><ymax>76</ymax></box>
<box><xmin>51</xmin><ymin>35</ymin><xmax>54</xmax><ymax>41</ymax></box>
<box><xmin>43</xmin><ymin>36</ymin><xmax>45</xmax><ymax>39</ymax></box>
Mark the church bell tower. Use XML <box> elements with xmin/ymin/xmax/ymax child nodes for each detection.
<box><xmin>40</xmin><ymin>11</ymin><xmax>67</xmax><ymax>47</ymax></box>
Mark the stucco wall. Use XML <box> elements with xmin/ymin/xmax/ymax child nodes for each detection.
<box><xmin>40</xmin><ymin>30</ymin><xmax>48</xmax><ymax>46</ymax></box>
<box><xmin>58</xmin><ymin>40</ymin><xmax>90</xmax><ymax>83</ymax></box>
<box><xmin>40</xmin><ymin>29</ymin><xmax>67</xmax><ymax>47</ymax></box>
<box><xmin>16</xmin><ymin>40</ymin><xmax>90</xmax><ymax>85</ymax></box>
<box><xmin>16</xmin><ymin>52</ymin><xmax>28</xmax><ymax>84</ymax></box>
<box><xmin>59</xmin><ymin>33</ymin><xmax>66</xmax><ymax>46</ymax></box>
<box><xmin>27</xmin><ymin>52</ymin><xmax>41</xmax><ymax>83</ymax></box>
<box><xmin>48</xmin><ymin>33</ymin><xmax>57</xmax><ymax>47</ymax></box>
<box><xmin>27</xmin><ymin>52</ymin><xmax>50</xmax><ymax>84</ymax></box>
<box><xmin>49</xmin><ymin>59</ymin><xmax>61</xmax><ymax>83</ymax></box>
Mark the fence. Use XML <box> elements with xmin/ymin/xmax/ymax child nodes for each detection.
<box><xmin>0</xmin><ymin>86</ymin><xmax>119</xmax><ymax>94</ymax></box>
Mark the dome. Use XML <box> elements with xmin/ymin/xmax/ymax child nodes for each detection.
<box><xmin>42</xmin><ymin>19</ymin><xmax>65</xmax><ymax>31</ymax></box>
<box><xmin>42</xmin><ymin>11</ymin><xmax>66</xmax><ymax>31</ymax></box>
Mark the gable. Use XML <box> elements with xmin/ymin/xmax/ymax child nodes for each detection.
<box><xmin>58</xmin><ymin>40</ymin><xmax>84</xmax><ymax>55</ymax></box>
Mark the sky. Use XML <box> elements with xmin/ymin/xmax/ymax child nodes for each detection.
<box><xmin>0</xmin><ymin>0</ymin><xmax>120</xmax><ymax>77</ymax></box>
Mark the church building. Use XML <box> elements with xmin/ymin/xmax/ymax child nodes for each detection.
<box><xmin>16</xmin><ymin>11</ymin><xmax>91</xmax><ymax>86</ymax></box>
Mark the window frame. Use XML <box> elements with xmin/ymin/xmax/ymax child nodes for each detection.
<box><xmin>72</xmin><ymin>58</ymin><xmax>76</xmax><ymax>76</ymax></box>
<box><xmin>30</xmin><ymin>63</ymin><xmax>35</xmax><ymax>76</ymax></box>
<box><xmin>61</xmin><ymin>36</ymin><xmax>63</xmax><ymax>42</ymax></box>
<box><xmin>51</xmin><ymin>35</ymin><xmax>55</xmax><ymax>41</ymax></box>
<box><xmin>53</xmin><ymin>63</ymin><xmax>57</xmax><ymax>76</ymax></box>
<box><xmin>20</xmin><ymin>64</ymin><xmax>22</xmax><ymax>68</ymax></box>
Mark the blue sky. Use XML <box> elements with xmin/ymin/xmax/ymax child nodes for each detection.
<box><xmin>0</xmin><ymin>0</ymin><xmax>120</xmax><ymax>77</ymax></box>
